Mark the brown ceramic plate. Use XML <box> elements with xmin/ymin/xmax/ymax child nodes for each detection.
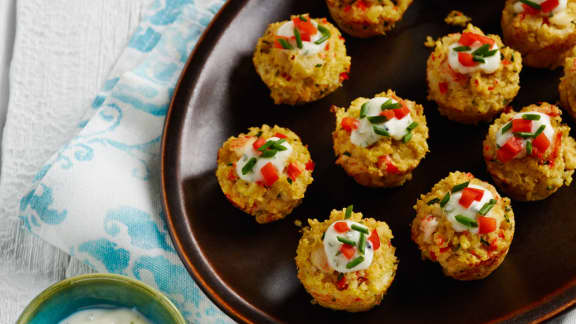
<box><xmin>161</xmin><ymin>0</ymin><xmax>576</xmax><ymax>323</ymax></box>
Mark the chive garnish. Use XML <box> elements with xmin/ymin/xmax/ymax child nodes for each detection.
<box><xmin>480</xmin><ymin>237</ymin><xmax>490</xmax><ymax>246</ymax></box>
<box><xmin>402</xmin><ymin>132</ymin><xmax>413</xmax><ymax>143</ymax></box>
<box><xmin>526</xmin><ymin>140</ymin><xmax>533</xmax><ymax>155</ymax></box>
<box><xmin>440</xmin><ymin>192</ymin><xmax>450</xmax><ymax>208</ymax></box>
<box><xmin>406</xmin><ymin>122</ymin><xmax>419</xmax><ymax>132</ymax></box>
<box><xmin>454</xmin><ymin>46</ymin><xmax>471</xmax><ymax>52</ymax></box>
<box><xmin>501</xmin><ymin>122</ymin><xmax>512</xmax><ymax>134</ymax></box>
<box><xmin>455</xmin><ymin>215</ymin><xmax>478</xmax><ymax>228</ymax></box>
<box><xmin>315</xmin><ymin>64</ymin><xmax>322</xmax><ymax>68</ymax></box>
<box><xmin>451</xmin><ymin>181</ymin><xmax>470</xmax><ymax>192</ymax></box>
<box><xmin>287</xmin><ymin>177</ymin><xmax>293</xmax><ymax>184</ymax></box>
<box><xmin>478</xmin><ymin>199</ymin><xmax>497</xmax><ymax>216</ymax></box>
<box><xmin>346</xmin><ymin>256</ymin><xmax>365</xmax><ymax>269</ymax></box>
<box><xmin>293</xmin><ymin>28</ymin><xmax>303</xmax><ymax>49</ymax></box>
<box><xmin>256</xmin><ymin>131</ymin><xmax>263</xmax><ymax>137</ymax></box>
<box><xmin>367</xmin><ymin>116</ymin><xmax>387</xmax><ymax>124</ymax></box>
<box><xmin>277</xmin><ymin>38</ymin><xmax>293</xmax><ymax>50</ymax></box>
<box><xmin>270</xmin><ymin>139</ymin><xmax>287</xmax><ymax>150</ymax></box>
<box><xmin>522</xmin><ymin>113</ymin><xmax>541</xmax><ymax>121</ymax></box>
<box><xmin>351</xmin><ymin>224</ymin><xmax>369</xmax><ymax>235</ymax></box>
<box><xmin>314</xmin><ymin>25</ymin><xmax>331</xmax><ymax>44</ymax></box>
<box><xmin>337</xmin><ymin>236</ymin><xmax>356</xmax><ymax>246</ymax></box>
<box><xmin>373</xmin><ymin>125</ymin><xmax>390</xmax><ymax>137</ymax></box>
<box><xmin>360</xmin><ymin>102</ymin><xmax>369</xmax><ymax>118</ymax></box>
<box><xmin>299</xmin><ymin>15</ymin><xmax>308</xmax><ymax>22</ymax></box>
<box><xmin>358</xmin><ymin>233</ymin><xmax>366</xmax><ymax>255</ymax></box>
<box><xmin>472</xmin><ymin>44</ymin><xmax>491</xmax><ymax>56</ymax></box>
<box><xmin>345</xmin><ymin>205</ymin><xmax>353</xmax><ymax>219</ymax></box>
<box><xmin>381</xmin><ymin>99</ymin><xmax>401</xmax><ymax>110</ymax></box>
<box><xmin>514</xmin><ymin>132</ymin><xmax>534</xmax><ymax>139</ymax></box>
<box><xmin>473</xmin><ymin>56</ymin><xmax>486</xmax><ymax>63</ymax></box>
<box><xmin>427</xmin><ymin>198</ymin><xmax>440</xmax><ymax>205</ymax></box>
<box><xmin>260</xmin><ymin>150</ymin><xmax>277</xmax><ymax>158</ymax></box>
<box><xmin>241</xmin><ymin>157</ymin><xmax>257</xmax><ymax>175</ymax></box>
<box><xmin>520</xmin><ymin>0</ymin><xmax>541</xmax><ymax>10</ymax></box>
<box><xmin>258</xmin><ymin>140</ymin><xmax>274</xmax><ymax>152</ymax></box>
<box><xmin>533</xmin><ymin>124</ymin><xmax>546</xmax><ymax>138</ymax></box>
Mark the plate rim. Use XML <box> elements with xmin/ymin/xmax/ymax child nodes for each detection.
<box><xmin>160</xmin><ymin>1</ymin><xmax>576</xmax><ymax>323</ymax></box>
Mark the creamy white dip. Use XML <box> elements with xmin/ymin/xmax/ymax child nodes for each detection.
<box><xmin>236</xmin><ymin>137</ymin><xmax>292</xmax><ymax>182</ymax></box>
<box><xmin>448</xmin><ymin>42</ymin><xmax>501</xmax><ymax>74</ymax></box>
<box><xmin>443</xmin><ymin>184</ymin><xmax>495</xmax><ymax>234</ymax></box>
<box><xmin>495</xmin><ymin>112</ymin><xmax>554</xmax><ymax>159</ymax></box>
<box><xmin>58</xmin><ymin>308</ymin><xmax>152</xmax><ymax>324</ymax></box>
<box><xmin>350</xmin><ymin>97</ymin><xmax>413</xmax><ymax>147</ymax></box>
<box><xmin>276</xmin><ymin>20</ymin><xmax>325</xmax><ymax>55</ymax></box>
<box><xmin>513</xmin><ymin>0</ymin><xmax>567</xmax><ymax>15</ymax></box>
<box><xmin>323</xmin><ymin>220</ymin><xmax>374</xmax><ymax>273</ymax></box>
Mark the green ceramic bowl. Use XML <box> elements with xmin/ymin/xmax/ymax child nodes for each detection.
<box><xmin>17</xmin><ymin>273</ymin><xmax>186</xmax><ymax>324</ymax></box>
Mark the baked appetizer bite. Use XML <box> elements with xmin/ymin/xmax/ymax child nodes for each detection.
<box><xmin>325</xmin><ymin>0</ymin><xmax>413</xmax><ymax>38</ymax></box>
<box><xmin>411</xmin><ymin>172</ymin><xmax>515</xmax><ymax>281</ymax></box>
<box><xmin>427</xmin><ymin>24</ymin><xmax>522</xmax><ymax>124</ymax></box>
<box><xmin>332</xmin><ymin>90</ymin><xmax>429</xmax><ymax>187</ymax></box>
<box><xmin>253</xmin><ymin>14</ymin><xmax>351</xmax><ymax>105</ymax></box>
<box><xmin>501</xmin><ymin>0</ymin><xmax>576</xmax><ymax>69</ymax></box>
<box><xmin>216</xmin><ymin>125</ymin><xmax>314</xmax><ymax>223</ymax></box>
<box><xmin>559</xmin><ymin>47</ymin><xmax>576</xmax><ymax>120</ymax></box>
<box><xmin>483</xmin><ymin>103</ymin><xmax>576</xmax><ymax>201</ymax></box>
<box><xmin>295</xmin><ymin>206</ymin><xmax>398</xmax><ymax>312</ymax></box>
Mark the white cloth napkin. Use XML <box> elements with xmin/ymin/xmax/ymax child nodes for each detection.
<box><xmin>10</xmin><ymin>0</ymin><xmax>232</xmax><ymax>322</ymax></box>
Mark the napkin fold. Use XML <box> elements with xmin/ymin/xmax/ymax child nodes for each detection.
<box><xmin>18</xmin><ymin>0</ymin><xmax>231</xmax><ymax>322</ymax></box>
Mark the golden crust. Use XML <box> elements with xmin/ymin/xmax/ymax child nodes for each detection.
<box><xmin>325</xmin><ymin>0</ymin><xmax>413</xmax><ymax>38</ymax></box>
<box><xmin>252</xmin><ymin>14</ymin><xmax>351</xmax><ymax>105</ymax></box>
<box><xmin>501</xmin><ymin>0</ymin><xmax>576</xmax><ymax>69</ymax></box>
<box><xmin>426</xmin><ymin>24</ymin><xmax>522</xmax><ymax>124</ymax></box>
<box><xmin>483</xmin><ymin>103</ymin><xmax>576</xmax><ymax>201</ymax></box>
<box><xmin>215</xmin><ymin>125</ymin><xmax>314</xmax><ymax>223</ymax></box>
<box><xmin>411</xmin><ymin>171</ymin><xmax>515</xmax><ymax>281</ymax></box>
<box><xmin>331</xmin><ymin>90</ymin><xmax>429</xmax><ymax>187</ymax></box>
<box><xmin>295</xmin><ymin>208</ymin><xmax>398</xmax><ymax>311</ymax></box>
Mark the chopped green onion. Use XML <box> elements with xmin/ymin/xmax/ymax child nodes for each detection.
<box><xmin>299</xmin><ymin>15</ymin><xmax>308</xmax><ymax>22</ymax></box>
<box><xmin>440</xmin><ymin>192</ymin><xmax>450</xmax><ymax>208</ymax></box>
<box><xmin>478</xmin><ymin>199</ymin><xmax>497</xmax><ymax>216</ymax></box>
<box><xmin>381</xmin><ymin>99</ymin><xmax>401</xmax><ymax>110</ymax></box>
<box><xmin>360</xmin><ymin>102</ymin><xmax>369</xmax><ymax>118</ymax></box>
<box><xmin>315</xmin><ymin>64</ymin><xmax>323</xmax><ymax>68</ymax></box>
<box><xmin>514</xmin><ymin>132</ymin><xmax>534</xmax><ymax>139</ymax></box>
<box><xmin>480</xmin><ymin>237</ymin><xmax>490</xmax><ymax>246</ymax></box>
<box><xmin>485</xmin><ymin>49</ymin><xmax>498</xmax><ymax>57</ymax></box>
<box><xmin>241</xmin><ymin>157</ymin><xmax>257</xmax><ymax>175</ymax></box>
<box><xmin>533</xmin><ymin>124</ymin><xmax>546</xmax><ymax>138</ymax></box>
<box><xmin>406</xmin><ymin>122</ymin><xmax>419</xmax><ymax>132</ymax></box>
<box><xmin>520</xmin><ymin>0</ymin><xmax>541</xmax><ymax>10</ymax></box>
<box><xmin>451</xmin><ymin>181</ymin><xmax>470</xmax><ymax>193</ymax></box>
<box><xmin>522</xmin><ymin>114</ymin><xmax>541</xmax><ymax>121</ymax></box>
<box><xmin>257</xmin><ymin>140</ymin><xmax>274</xmax><ymax>152</ymax></box>
<box><xmin>402</xmin><ymin>132</ymin><xmax>413</xmax><ymax>143</ymax></box>
<box><xmin>351</xmin><ymin>224</ymin><xmax>369</xmax><ymax>235</ymax></box>
<box><xmin>473</xmin><ymin>56</ymin><xmax>486</xmax><ymax>63</ymax></box>
<box><xmin>472</xmin><ymin>44</ymin><xmax>491</xmax><ymax>56</ymax></box>
<box><xmin>293</xmin><ymin>27</ymin><xmax>303</xmax><ymax>49</ymax></box>
<box><xmin>501</xmin><ymin>122</ymin><xmax>512</xmax><ymax>134</ymax></box>
<box><xmin>277</xmin><ymin>38</ymin><xmax>293</xmax><ymax>50</ymax></box>
<box><xmin>367</xmin><ymin>116</ymin><xmax>387</xmax><ymax>124</ymax></box>
<box><xmin>337</xmin><ymin>236</ymin><xmax>356</xmax><ymax>246</ymax></box>
<box><xmin>455</xmin><ymin>215</ymin><xmax>478</xmax><ymax>228</ymax></box>
<box><xmin>373</xmin><ymin>125</ymin><xmax>390</xmax><ymax>137</ymax></box>
<box><xmin>260</xmin><ymin>150</ymin><xmax>277</xmax><ymax>158</ymax></box>
<box><xmin>526</xmin><ymin>140</ymin><xmax>533</xmax><ymax>155</ymax></box>
<box><xmin>345</xmin><ymin>204</ymin><xmax>353</xmax><ymax>219</ymax></box>
<box><xmin>287</xmin><ymin>177</ymin><xmax>293</xmax><ymax>184</ymax></box>
<box><xmin>346</xmin><ymin>255</ymin><xmax>365</xmax><ymax>269</ymax></box>
<box><xmin>427</xmin><ymin>198</ymin><xmax>440</xmax><ymax>205</ymax></box>
<box><xmin>314</xmin><ymin>25</ymin><xmax>331</xmax><ymax>45</ymax></box>
<box><xmin>270</xmin><ymin>139</ymin><xmax>287</xmax><ymax>150</ymax></box>
<box><xmin>453</xmin><ymin>46</ymin><xmax>471</xmax><ymax>52</ymax></box>
<box><xmin>358</xmin><ymin>233</ymin><xmax>366</xmax><ymax>255</ymax></box>
<box><xmin>256</xmin><ymin>131</ymin><xmax>263</xmax><ymax>137</ymax></box>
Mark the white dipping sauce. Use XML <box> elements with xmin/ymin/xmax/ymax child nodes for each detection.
<box><xmin>235</xmin><ymin>137</ymin><xmax>292</xmax><ymax>183</ymax></box>
<box><xmin>448</xmin><ymin>42</ymin><xmax>501</xmax><ymax>74</ymax></box>
<box><xmin>59</xmin><ymin>308</ymin><xmax>152</xmax><ymax>324</ymax></box>
<box><xmin>323</xmin><ymin>220</ymin><xmax>374</xmax><ymax>273</ymax></box>
<box><xmin>495</xmin><ymin>112</ymin><xmax>554</xmax><ymax>160</ymax></box>
<box><xmin>443</xmin><ymin>184</ymin><xmax>495</xmax><ymax>234</ymax></box>
<box><xmin>276</xmin><ymin>20</ymin><xmax>325</xmax><ymax>55</ymax></box>
<box><xmin>513</xmin><ymin>0</ymin><xmax>567</xmax><ymax>15</ymax></box>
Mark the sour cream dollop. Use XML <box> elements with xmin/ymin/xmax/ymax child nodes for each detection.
<box><xmin>513</xmin><ymin>0</ymin><xmax>567</xmax><ymax>15</ymax></box>
<box><xmin>448</xmin><ymin>41</ymin><xmax>501</xmax><ymax>74</ymax></box>
<box><xmin>236</xmin><ymin>137</ymin><xmax>292</xmax><ymax>182</ymax></box>
<box><xmin>443</xmin><ymin>184</ymin><xmax>497</xmax><ymax>234</ymax></box>
<box><xmin>276</xmin><ymin>20</ymin><xmax>325</xmax><ymax>55</ymax></box>
<box><xmin>350</xmin><ymin>97</ymin><xmax>414</xmax><ymax>147</ymax></box>
<box><xmin>58</xmin><ymin>308</ymin><xmax>152</xmax><ymax>324</ymax></box>
<box><xmin>495</xmin><ymin>112</ymin><xmax>555</xmax><ymax>160</ymax></box>
<box><xmin>323</xmin><ymin>220</ymin><xmax>374</xmax><ymax>273</ymax></box>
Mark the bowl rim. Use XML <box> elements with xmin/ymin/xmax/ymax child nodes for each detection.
<box><xmin>16</xmin><ymin>273</ymin><xmax>187</xmax><ymax>324</ymax></box>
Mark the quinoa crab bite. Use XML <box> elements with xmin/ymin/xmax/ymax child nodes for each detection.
<box><xmin>215</xmin><ymin>125</ymin><xmax>314</xmax><ymax>224</ymax></box>
<box><xmin>427</xmin><ymin>24</ymin><xmax>522</xmax><ymax>124</ymax></box>
<box><xmin>295</xmin><ymin>206</ymin><xmax>398</xmax><ymax>312</ymax></box>
<box><xmin>483</xmin><ymin>103</ymin><xmax>576</xmax><ymax>201</ymax></box>
<box><xmin>501</xmin><ymin>0</ymin><xmax>576</xmax><ymax>69</ymax></box>
<box><xmin>411</xmin><ymin>172</ymin><xmax>515</xmax><ymax>281</ymax></box>
<box><xmin>325</xmin><ymin>0</ymin><xmax>413</xmax><ymax>38</ymax></box>
<box><xmin>559</xmin><ymin>47</ymin><xmax>576</xmax><ymax>120</ymax></box>
<box><xmin>253</xmin><ymin>14</ymin><xmax>351</xmax><ymax>105</ymax></box>
<box><xmin>332</xmin><ymin>90</ymin><xmax>429</xmax><ymax>187</ymax></box>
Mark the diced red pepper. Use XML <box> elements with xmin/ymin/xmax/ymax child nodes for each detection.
<box><xmin>489</xmin><ymin>238</ymin><xmax>499</xmax><ymax>252</ymax></box>
<box><xmin>393</xmin><ymin>106</ymin><xmax>410</xmax><ymax>119</ymax></box>
<box><xmin>340</xmin><ymin>244</ymin><xmax>356</xmax><ymax>260</ymax></box>
<box><xmin>341</xmin><ymin>117</ymin><xmax>359</xmax><ymax>132</ymax></box>
<box><xmin>344</xmin><ymin>5</ymin><xmax>352</xmax><ymax>12</ymax></box>
<box><xmin>377</xmin><ymin>155</ymin><xmax>400</xmax><ymax>174</ymax></box>
<box><xmin>339</xmin><ymin>72</ymin><xmax>349</xmax><ymax>81</ymax></box>
<box><xmin>261</xmin><ymin>162</ymin><xmax>279</xmax><ymax>186</ymax></box>
<box><xmin>227</xmin><ymin>168</ymin><xmax>238</xmax><ymax>181</ymax></box>
<box><xmin>478</xmin><ymin>216</ymin><xmax>497</xmax><ymax>234</ymax></box>
<box><xmin>305</xmin><ymin>160</ymin><xmax>315</xmax><ymax>171</ymax></box>
<box><xmin>292</xmin><ymin>16</ymin><xmax>317</xmax><ymax>41</ymax></box>
<box><xmin>458</xmin><ymin>187</ymin><xmax>484</xmax><ymax>208</ymax></box>
<box><xmin>512</xmin><ymin>119</ymin><xmax>532</xmax><ymax>133</ymax></box>
<box><xmin>533</xmin><ymin>133</ymin><xmax>551</xmax><ymax>154</ymax></box>
<box><xmin>440</xmin><ymin>246</ymin><xmax>451</xmax><ymax>253</ymax></box>
<box><xmin>274</xmin><ymin>132</ymin><xmax>287</xmax><ymax>139</ymax></box>
<box><xmin>355</xmin><ymin>0</ymin><xmax>368</xmax><ymax>10</ymax></box>
<box><xmin>274</xmin><ymin>36</ymin><xmax>292</xmax><ymax>49</ymax></box>
<box><xmin>368</xmin><ymin>229</ymin><xmax>380</xmax><ymax>250</ymax></box>
<box><xmin>336</xmin><ymin>275</ymin><xmax>348</xmax><ymax>290</ymax></box>
<box><xmin>522</xmin><ymin>3</ymin><xmax>540</xmax><ymax>15</ymax></box>
<box><xmin>458</xmin><ymin>32</ymin><xmax>495</xmax><ymax>47</ymax></box>
<box><xmin>286</xmin><ymin>162</ymin><xmax>302</xmax><ymax>181</ymax></box>
<box><xmin>548</xmin><ymin>132</ymin><xmax>563</xmax><ymax>166</ymax></box>
<box><xmin>334</xmin><ymin>221</ymin><xmax>350</xmax><ymax>233</ymax></box>
<box><xmin>380</xmin><ymin>109</ymin><xmax>395</xmax><ymax>120</ymax></box>
<box><xmin>497</xmin><ymin>137</ymin><xmax>524</xmax><ymax>163</ymax></box>
<box><xmin>458</xmin><ymin>52</ymin><xmax>478</xmax><ymax>67</ymax></box>
<box><xmin>253</xmin><ymin>137</ymin><xmax>266</xmax><ymax>151</ymax></box>
<box><xmin>439</xmin><ymin>81</ymin><xmax>449</xmax><ymax>94</ymax></box>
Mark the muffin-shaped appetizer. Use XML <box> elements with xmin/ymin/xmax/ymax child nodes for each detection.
<box><xmin>332</xmin><ymin>90</ymin><xmax>429</xmax><ymax>187</ymax></box>
<box><xmin>502</xmin><ymin>0</ymin><xmax>576</xmax><ymax>69</ymax></box>
<box><xmin>427</xmin><ymin>24</ymin><xmax>522</xmax><ymax>124</ymax></box>
<box><xmin>216</xmin><ymin>125</ymin><xmax>314</xmax><ymax>223</ymax></box>
<box><xmin>559</xmin><ymin>47</ymin><xmax>576</xmax><ymax>119</ymax></box>
<box><xmin>325</xmin><ymin>0</ymin><xmax>413</xmax><ymax>38</ymax></box>
<box><xmin>253</xmin><ymin>14</ymin><xmax>351</xmax><ymax>105</ymax></box>
<box><xmin>296</xmin><ymin>206</ymin><xmax>398</xmax><ymax>312</ymax></box>
<box><xmin>411</xmin><ymin>172</ymin><xmax>515</xmax><ymax>280</ymax></box>
<box><xmin>483</xmin><ymin>103</ymin><xmax>576</xmax><ymax>201</ymax></box>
